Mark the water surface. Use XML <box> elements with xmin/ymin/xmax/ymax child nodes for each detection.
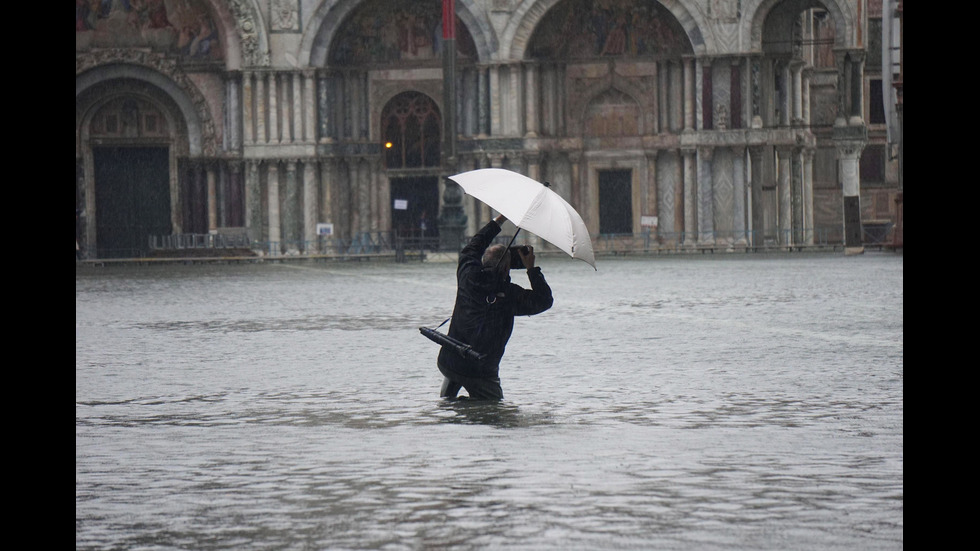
<box><xmin>76</xmin><ymin>253</ymin><xmax>903</xmax><ymax>550</ymax></box>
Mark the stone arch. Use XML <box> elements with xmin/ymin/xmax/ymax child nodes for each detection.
<box><xmin>745</xmin><ymin>0</ymin><xmax>857</xmax><ymax>53</ymax></box>
<box><xmin>76</xmin><ymin>58</ymin><xmax>214</xmax><ymax>157</ymax></box>
<box><xmin>505</xmin><ymin>0</ymin><xmax>709</xmax><ymax>60</ymax></box>
<box><xmin>302</xmin><ymin>0</ymin><xmax>497</xmax><ymax>67</ymax></box>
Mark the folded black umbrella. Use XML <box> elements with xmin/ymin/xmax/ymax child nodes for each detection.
<box><xmin>419</xmin><ymin>327</ymin><xmax>486</xmax><ymax>362</ymax></box>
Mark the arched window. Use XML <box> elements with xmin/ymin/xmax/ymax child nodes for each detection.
<box><xmin>381</xmin><ymin>92</ymin><xmax>441</xmax><ymax>169</ymax></box>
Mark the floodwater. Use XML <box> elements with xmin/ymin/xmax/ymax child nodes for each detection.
<box><xmin>76</xmin><ymin>252</ymin><xmax>903</xmax><ymax>550</ymax></box>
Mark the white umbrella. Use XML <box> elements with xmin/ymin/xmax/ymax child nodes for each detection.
<box><xmin>448</xmin><ymin>168</ymin><xmax>596</xmax><ymax>269</ymax></box>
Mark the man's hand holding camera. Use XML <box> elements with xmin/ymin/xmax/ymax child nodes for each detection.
<box><xmin>518</xmin><ymin>245</ymin><xmax>535</xmax><ymax>270</ymax></box>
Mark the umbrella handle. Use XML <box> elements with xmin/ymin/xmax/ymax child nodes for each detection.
<box><xmin>493</xmin><ymin>228</ymin><xmax>521</xmax><ymax>272</ymax></box>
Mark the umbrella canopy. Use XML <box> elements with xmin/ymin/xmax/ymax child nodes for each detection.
<box><xmin>448</xmin><ymin>168</ymin><xmax>596</xmax><ymax>269</ymax></box>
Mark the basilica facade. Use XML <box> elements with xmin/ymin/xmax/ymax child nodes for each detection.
<box><xmin>75</xmin><ymin>0</ymin><xmax>901</xmax><ymax>259</ymax></box>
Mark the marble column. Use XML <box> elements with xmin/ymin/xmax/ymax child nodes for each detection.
<box><xmin>673</xmin><ymin>151</ymin><xmax>684</xmax><ymax>240</ymax></box>
<box><xmin>849</xmin><ymin>51</ymin><xmax>866</xmax><ymax>125</ymax></box>
<box><xmin>284</xmin><ymin>160</ymin><xmax>299</xmax><ymax>254</ymax></box>
<box><xmin>291</xmin><ymin>72</ymin><xmax>302</xmax><ymax>144</ymax></box>
<box><xmin>304</xmin><ymin>161</ymin><xmax>318</xmax><ymax>251</ymax></box>
<box><xmin>792</xmin><ymin>149</ymin><xmax>804</xmax><ymax>245</ymax></box>
<box><xmin>834</xmin><ymin>52</ymin><xmax>848</xmax><ymax>128</ymax></box>
<box><xmin>304</xmin><ymin>70</ymin><xmax>316</xmax><ymax>143</ymax></box>
<box><xmin>509</xmin><ymin>64</ymin><xmax>522</xmax><ymax>136</ymax></box>
<box><xmin>657</xmin><ymin>60</ymin><xmax>668</xmax><ymax>133</ymax></box>
<box><xmin>245</xmin><ymin>161</ymin><xmax>261</xmax><ymax>242</ymax></box>
<box><xmin>243</xmin><ymin>71</ymin><xmax>254</xmax><ymax>145</ymax></box>
<box><xmin>683</xmin><ymin>57</ymin><xmax>695</xmax><ymax>131</ymax></box>
<box><xmin>791</xmin><ymin>60</ymin><xmax>804</xmax><ymax>125</ymax></box>
<box><xmin>838</xmin><ymin>142</ymin><xmax>864</xmax><ymax>251</ymax></box>
<box><xmin>267</xmin><ymin>162</ymin><xmax>281</xmax><ymax>254</ymax></box>
<box><xmin>317</xmin><ymin>72</ymin><xmax>331</xmax><ymax>143</ymax></box>
<box><xmin>356</xmin><ymin>159</ymin><xmax>370</xmax><ymax>235</ymax></box>
<box><xmin>478</xmin><ymin>66</ymin><xmax>489</xmax><ymax>137</ymax></box>
<box><xmin>749</xmin><ymin>57</ymin><xmax>762</xmax><ymax>128</ymax></box>
<box><xmin>319</xmin><ymin>158</ymin><xmax>334</xmax><ymax>239</ymax></box>
<box><xmin>802</xmin><ymin>67</ymin><xmax>812</xmax><ymax>125</ymax></box>
<box><xmin>733</xmin><ymin>147</ymin><xmax>748</xmax><ymax>246</ymax></box>
<box><xmin>776</xmin><ymin>146</ymin><xmax>792</xmax><ymax>245</ymax></box>
<box><xmin>697</xmin><ymin>147</ymin><xmax>714</xmax><ymax>245</ymax></box>
<box><xmin>803</xmin><ymin>149</ymin><xmax>815</xmax><ymax>245</ymax></box>
<box><xmin>207</xmin><ymin>165</ymin><xmax>217</xmax><ymax>232</ymax></box>
<box><xmin>645</xmin><ymin>153</ymin><xmax>658</xmax><ymax>236</ymax></box>
<box><xmin>226</xmin><ymin>73</ymin><xmax>241</xmax><ymax>151</ymax></box>
<box><xmin>682</xmin><ymin>148</ymin><xmax>696</xmax><ymax>245</ymax></box>
<box><xmin>268</xmin><ymin>73</ymin><xmax>279</xmax><ymax>144</ymax></box>
<box><xmin>748</xmin><ymin>146</ymin><xmax>764</xmax><ymax>246</ymax></box>
<box><xmin>524</xmin><ymin>62</ymin><xmax>538</xmax><ymax>137</ymax></box>
<box><xmin>489</xmin><ymin>65</ymin><xmax>501</xmax><ymax>136</ymax></box>
<box><xmin>255</xmin><ymin>72</ymin><xmax>266</xmax><ymax>144</ymax></box>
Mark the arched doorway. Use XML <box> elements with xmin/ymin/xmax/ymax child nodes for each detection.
<box><xmin>81</xmin><ymin>92</ymin><xmax>182</xmax><ymax>258</ymax></box>
<box><xmin>381</xmin><ymin>92</ymin><xmax>442</xmax><ymax>242</ymax></box>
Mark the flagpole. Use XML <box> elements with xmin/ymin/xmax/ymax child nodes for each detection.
<box><xmin>438</xmin><ymin>0</ymin><xmax>467</xmax><ymax>251</ymax></box>
<box><xmin>442</xmin><ymin>0</ymin><xmax>457</xmax><ymax>162</ymax></box>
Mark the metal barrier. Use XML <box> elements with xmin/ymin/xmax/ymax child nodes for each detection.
<box><xmin>142</xmin><ymin>223</ymin><xmax>893</xmax><ymax>260</ymax></box>
<box><xmin>149</xmin><ymin>232</ymin><xmax>251</xmax><ymax>251</ymax></box>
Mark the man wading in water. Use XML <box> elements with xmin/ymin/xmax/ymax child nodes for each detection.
<box><xmin>437</xmin><ymin>214</ymin><xmax>554</xmax><ymax>400</ymax></box>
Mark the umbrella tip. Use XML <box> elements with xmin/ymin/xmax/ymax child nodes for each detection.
<box><xmin>543</xmin><ymin>181</ymin><xmax>551</xmax><ymax>188</ymax></box>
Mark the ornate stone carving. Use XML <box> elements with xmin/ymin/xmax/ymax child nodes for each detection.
<box><xmin>228</xmin><ymin>0</ymin><xmax>269</xmax><ymax>67</ymax></box>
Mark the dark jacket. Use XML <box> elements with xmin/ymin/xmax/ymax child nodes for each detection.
<box><xmin>438</xmin><ymin>220</ymin><xmax>554</xmax><ymax>380</ymax></box>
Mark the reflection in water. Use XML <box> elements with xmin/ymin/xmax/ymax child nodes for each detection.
<box><xmin>437</xmin><ymin>399</ymin><xmax>554</xmax><ymax>428</ymax></box>
<box><xmin>76</xmin><ymin>255</ymin><xmax>903</xmax><ymax>550</ymax></box>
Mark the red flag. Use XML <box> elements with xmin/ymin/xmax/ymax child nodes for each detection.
<box><xmin>442</xmin><ymin>0</ymin><xmax>455</xmax><ymax>40</ymax></box>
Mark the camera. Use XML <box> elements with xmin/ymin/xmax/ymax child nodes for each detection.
<box><xmin>508</xmin><ymin>246</ymin><xmax>529</xmax><ymax>270</ymax></box>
